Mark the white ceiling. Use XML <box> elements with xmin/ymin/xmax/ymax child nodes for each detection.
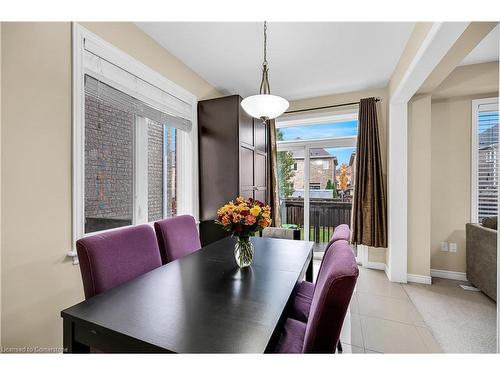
<box><xmin>136</xmin><ymin>22</ymin><xmax>415</xmax><ymax>100</ymax></box>
<box><xmin>460</xmin><ymin>24</ymin><xmax>499</xmax><ymax>66</ymax></box>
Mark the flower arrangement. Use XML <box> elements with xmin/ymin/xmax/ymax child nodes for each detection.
<box><xmin>216</xmin><ymin>197</ymin><xmax>272</xmax><ymax>268</ymax></box>
<box><xmin>216</xmin><ymin>196</ymin><xmax>272</xmax><ymax>237</ymax></box>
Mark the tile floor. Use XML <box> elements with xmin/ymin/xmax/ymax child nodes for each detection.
<box><xmin>312</xmin><ymin>259</ymin><xmax>442</xmax><ymax>353</ymax></box>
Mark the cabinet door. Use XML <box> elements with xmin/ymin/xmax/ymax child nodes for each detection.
<box><xmin>239</xmin><ymin>111</ymin><xmax>254</xmax><ymax>147</ymax></box>
<box><xmin>240</xmin><ymin>145</ymin><xmax>254</xmax><ymax>199</ymax></box>
<box><xmin>254</xmin><ymin>120</ymin><xmax>267</xmax><ymax>153</ymax></box>
<box><xmin>254</xmin><ymin>152</ymin><xmax>267</xmax><ymax>203</ymax></box>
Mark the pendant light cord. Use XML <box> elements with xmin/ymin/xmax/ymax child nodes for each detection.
<box><xmin>259</xmin><ymin>21</ymin><xmax>271</xmax><ymax>95</ymax></box>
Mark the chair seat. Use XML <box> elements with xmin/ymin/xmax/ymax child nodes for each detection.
<box><xmin>289</xmin><ymin>281</ymin><xmax>314</xmax><ymax>322</ymax></box>
<box><xmin>274</xmin><ymin>318</ymin><xmax>307</xmax><ymax>354</ymax></box>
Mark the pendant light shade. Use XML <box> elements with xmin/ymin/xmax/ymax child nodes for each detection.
<box><xmin>241</xmin><ymin>22</ymin><xmax>289</xmax><ymax>122</ymax></box>
<box><xmin>241</xmin><ymin>94</ymin><xmax>289</xmax><ymax>121</ymax></box>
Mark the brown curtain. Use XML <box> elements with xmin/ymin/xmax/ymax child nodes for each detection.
<box><xmin>268</xmin><ymin>119</ymin><xmax>281</xmax><ymax>227</ymax></box>
<box><xmin>352</xmin><ymin>97</ymin><xmax>387</xmax><ymax>248</ymax></box>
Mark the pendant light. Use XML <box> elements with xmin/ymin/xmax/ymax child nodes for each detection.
<box><xmin>241</xmin><ymin>22</ymin><xmax>289</xmax><ymax>122</ymax></box>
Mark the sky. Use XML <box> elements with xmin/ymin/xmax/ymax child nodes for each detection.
<box><xmin>279</xmin><ymin>120</ymin><xmax>357</xmax><ymax>165</ymax></box>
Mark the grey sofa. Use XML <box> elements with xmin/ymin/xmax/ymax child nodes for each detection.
<box><xmin>466</xmin><ymin>219</ymin><xmax>497</xmax><ymax>301</ymax></box>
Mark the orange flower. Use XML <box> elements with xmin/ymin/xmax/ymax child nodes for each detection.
<box><xmin>221</xmin><ymin>216</ymin><xmax>230</xmax><ymax>226</ymax></box>
<box><xmin>232</xmin><ymin>213</ymin><xmax>241</xmax><ymax>223</ymax></box>
<box><xmin>258</xmin><ymin>219</ymin><xmax>269</xmax><ymax>228</ymax></box>
<box><xmin>245</xmin><ymin>215</ymin><xmax>256</xmax><ymax>225</ymax></box>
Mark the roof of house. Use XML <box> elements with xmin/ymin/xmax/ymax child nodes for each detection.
<box><xmin>290</xmin><ymin>148</ymin><xmax>338</xmax><ymax>163</ymax></box>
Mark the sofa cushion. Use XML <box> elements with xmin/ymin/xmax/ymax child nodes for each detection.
<box><xmin>481</xmin><ymin>216</ymin><xmax>497</xmax><ymax>230</ymax></box>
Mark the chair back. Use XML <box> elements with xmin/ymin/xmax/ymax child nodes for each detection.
<box><xmin>262</xmin><ymin>227</ymin><xmax>300</xmax><ymax>240</ymax></box>
<box><xmin>325</xmin><ymin>224</ymin><xmax>351</xmax><ymax>249</ymax></box>
<box><xmin>76</xmin><ymin>224</ymin><xmax>162</xmax><ymax>299</ymax></box>
<box><xmin>302</xmin><ymin>240</ymin><xmax>358</xmax><ymax>353</ymax></box>
<box><xmin>154</xmin><ymin>215</ymin><xmax>201</xmax><ymax>264</ymax></box>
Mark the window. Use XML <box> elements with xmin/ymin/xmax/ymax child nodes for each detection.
<box><xmin>276</xmin><ymin>109</ymin><xmax>358</xmax><ymax>242</ymax></box>
<box><xmin>472</xmin><ymin>98</ymin><xmax>499</xmax><ymax>223</ymax></box>
<box><xmin>73</xmin><ymin>24</ymin><xmax>197</xmax><ymax>244</ymax></box>
<box><xmin>293</xmin><ymin>162</ymin><xmax>298</xmax><ymax>171</ymax></box>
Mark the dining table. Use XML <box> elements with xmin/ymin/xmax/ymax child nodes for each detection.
<box><xmin>61</xmin><ymin>236</ymin><xmax>314</xmax><ymax>353</ymax></box>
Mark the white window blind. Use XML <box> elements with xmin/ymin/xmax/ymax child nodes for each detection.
<box><xmin>472</xmin><ymin>98</ymin><xmax>499</xmax><ymax>222</ymax></box>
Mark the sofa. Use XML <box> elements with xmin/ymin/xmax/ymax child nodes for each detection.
<box><xmin>466</xmin><ymin>217</ymin><xmax>497</xmax><ymax>301</ymax></box>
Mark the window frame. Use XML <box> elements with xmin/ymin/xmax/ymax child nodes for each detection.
<box><xmin>275</xmin><ymin>108</ymin><xmax>358</xmax><ymax>243</ymax></box>
<box><xmin>71</xmin><ymin>24</ymin><xmax>198</xmax><ymax>257</ymax></box>
<box><xmin>471</xmin><ymin>97</ymin><xmax>499</xmax><ymax>223</ymax></box>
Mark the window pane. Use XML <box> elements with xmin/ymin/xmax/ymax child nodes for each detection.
<box><xmin>309</xmin><ymin>147</ymin><xmax>354</xmax><ymax>245</ymax></box>
<box><xmin>147</xmin><ymin>120</ymin><xmax>177</xmax><ymax>222</ymax></box>
<box><xmin>147</xmin><ymin>120</ymin><xmax>164</xmax><ymax>222</ymax></box>
<box><xmin>165</xmin><ymin>126</ymin><xmax>177</xmax><ymax>217</ymax></box>
<box><xmin>278</xmin><ymin>121</ymin><xmax>358</xmax><ymax>141</ymax></box>
<box><xmin>476</xmin><ymin>108</ymin><xmax>499</xmax><ymax>221</ymax></box>
<box><xmin>85</xmin><ymin>75</ymin><xmax>181</xmax><ymax>234</ymax></box>
<box><xmin>84</xmin><ymin>80</ymin><xmax>134</xmax><ymax>233</ymax></box>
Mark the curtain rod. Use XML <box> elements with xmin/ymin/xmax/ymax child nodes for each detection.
<box><xmin>284</xmin><ymin>98</ymin><xmax>381</xmax><ymax>115</ymax></box>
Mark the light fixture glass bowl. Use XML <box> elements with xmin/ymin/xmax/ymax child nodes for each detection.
<box><xmin>241</xmin><ymin>94</ymin><xmax>289</xmax><ymax>121</ymax></box>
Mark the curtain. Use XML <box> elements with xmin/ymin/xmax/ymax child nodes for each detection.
<box><xmin>352</xmin><ymin>98</ymin><xmax>387</xmax><ymax>247</ymax></box>
<box><xmin>268</xmin><ymin>119</ymin><xmax>281</xmax><ymax>227</ymax></box>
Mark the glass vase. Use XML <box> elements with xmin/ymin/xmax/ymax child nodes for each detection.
<box><xmin>234</xmin><ymin>236</ymin><xmax>254</xmax><ymax>268</ymax></box>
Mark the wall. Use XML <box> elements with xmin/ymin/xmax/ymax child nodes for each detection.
<box><xmin>389</xmin><ymin>23</ymin><xmax>434</xmax><ymax>98</ymax></box>
<box><xmin>406</xmin><ymin>62</ymin><xmax>499</xmax><ymax>275</ymax></box>
<box><xmin>407</xmin><ymin>95</ymin><xmax>432</xmax><ymax>277</ymax></box>
<box><xmin>288</xmin><ymin>87</ymin><xmax>388</xmax><ymax>263</ymax></box>
<box><xmin>1</xmin><ymin>22</ymin><xmax>220</xmax><ymax>350</ymax></box>
<box><xmin>431</xmin><ymin>93</ymin><xmax>497</xmax><ymax>273</ymax></box>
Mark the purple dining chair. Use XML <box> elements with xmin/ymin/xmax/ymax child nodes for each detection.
<box><xmin>273</xmin><ymin>240</ymin><xmax>358</xmax><ymax>353</ymax></box>
<box><xmin>154</xmin><ymin>215</ymin><xmax>202</xmax><ymax>264</ymax></box>
<box><xmin>76</xmin><ymin>224</ymin><xmax>162</xmax><ymax>299</ymax></box>
<box><xmin>290</xmin><ymin>224</ymin><xmax>352</xmax><ymax>322</ymax></box>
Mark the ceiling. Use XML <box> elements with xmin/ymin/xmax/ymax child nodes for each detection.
<box><xmin>460</xmin><ymin>24</ymin><xmax>499</xmax><ymax>66</ymax></box>
<box><xmin>136</xmin><ymin>22</ymin><xmax>415</xmax><ymax>100</ymax></box>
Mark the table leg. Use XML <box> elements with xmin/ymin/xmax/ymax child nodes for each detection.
<box><xmin>63</xmin><ymin>319</ymin><xmax>90</xmax><ymax>353</ymax></box>
<box><xmin>306</xmin><ymin>255</ymin><xmax>313</xmax><ymax>282</ymax></box>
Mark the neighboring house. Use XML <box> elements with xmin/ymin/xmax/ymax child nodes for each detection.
<box><xmin>335</xmin><ymin>150</ymin><xmax>356</xmax><ymax>198</ymax></box>
<box><xmin>290</xmin><ymin>148</ymin><xmax>338</xmax><ymax>191</ymax></box>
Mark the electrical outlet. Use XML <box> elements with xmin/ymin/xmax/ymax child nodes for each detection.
<box><xmin>449</xmin><ymin>243</ymin><xmax>458</xmax><ymax>252</ymax></box>
<box><xmin>440</xmin><ymin>242</ymin><xmax>449</xmax><ymax>252</ymax></box>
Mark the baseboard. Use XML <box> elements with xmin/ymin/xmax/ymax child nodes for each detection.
<box><xmin>364</xmin><ymin>261</ymin><xmax>386</xmax><ymax>271</ymax></box>
<box><xmin>431</xmin><ymin>268</ymin><xmax>467</xmax><ymax>281</ymax></box>
<box><xmin>407</xmin><ymin>273</ymin><xmax>432</xmax><ymax>285</ymax></box>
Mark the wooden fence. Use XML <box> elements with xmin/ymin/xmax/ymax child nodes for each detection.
<box><xmin>283</xmin><ymin>198</ymin><xmax>352</xmax><ymax>243</ymax></box>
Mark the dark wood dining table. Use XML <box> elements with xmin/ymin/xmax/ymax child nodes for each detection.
<box><xmin>61</xmin><ymin>236</ymin><xmax>314</xmax><ymax>353</ymax></box>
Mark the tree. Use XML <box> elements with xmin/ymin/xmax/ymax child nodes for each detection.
<box><xmin>339</xmin><ymin>163</ymin><xmax>349</xmax><ymax>192</ymax></box>
<box><xmin>276</xmin><ymin>129</ymin><xmax>295</xmax><ymax>198</ymax></box>
<box><xmin>326</xmin><ymin>179</ymin><xmax>338</xmax><ymax>199</ymax></box>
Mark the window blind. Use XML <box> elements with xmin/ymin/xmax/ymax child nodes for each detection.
<box><xmin>475</xmin><ymin>104</ymin><xmax>499</xmax><ymax>221</ymax></box>
<box><xmin>83</xmin><ymin>38</ymin><xmax>192</xmax><ymax>132</ymax></box>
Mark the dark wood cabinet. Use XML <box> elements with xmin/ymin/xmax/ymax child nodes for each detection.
<box><xmin>198</xmin><ymin>95</ymin><xmax>269</xmax><ymax>245</ymax></box>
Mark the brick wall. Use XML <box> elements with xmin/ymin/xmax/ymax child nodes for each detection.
<box><xmin>291</xmin><ymin>157</ymin><xmax>336</xmax><ymax>190</ymax></box>
<box><xmin>85</xmin><ymin>94</ymin><xmax>169</xmax><ymax>231</ymax></box>
<box><xmin>148</xmin><ymin>120</ymin><xmax>164</xmax><ymax>222</ymax></box>
<box><xmin>85</xmin><ymin>94</ymin><xmax>134</xmax><ymax>224</ymax></box>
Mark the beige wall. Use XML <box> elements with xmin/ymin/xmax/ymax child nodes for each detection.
<box><xmin>431</xmin><ymin>93</ymin><xmax>497</xmax><ymax>273</ymax></box>
<box><xmin>0</xmin><ymin>22</ymin><xmax>220</xmax><ymax>350</ymax></box>
<box><xmin>406</xmin><ymin>62</ymin><xmax>499</xmax><ymax>275</ymax></box>
<box><xmin>408</xmin><ymin>95</ymin><xmax>432</xmax><ymax>276</ymax></box>
<box><xmin>289</xmin><ymin>87</ymin><xmax>389</xmax><ymax>263</ymax></box>
<box><xmin>389</xmin><ymin>23</ymin><xmax>433</xmax><ymax>98</ymax></box>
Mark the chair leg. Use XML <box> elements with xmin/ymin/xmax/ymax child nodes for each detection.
<box><xmin>337</xmin><ymin>341</ymin><xmax>343</xmax><ymax>353</ymax></box>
